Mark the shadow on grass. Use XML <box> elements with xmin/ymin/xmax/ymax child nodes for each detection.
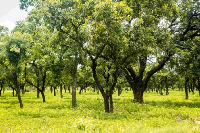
<box><xmin>146</xmin><ymin>100</ymin><xmax>200</xmax><ymax>108</ymax></box>
<box><xmin>44</xmin><ymin>104</ymin><xmax>69</xmax><ymax>110</ymax></box>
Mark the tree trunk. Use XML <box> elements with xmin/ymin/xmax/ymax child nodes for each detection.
<box><xmin>133</xmin><ymin>90</ymin><xmax>144</xmax><ymax>103</ymax></box>
<box><xmin>21</xmin><ymin>84</ymin><xmax>25</xmax><ymax>94</ymax></box>
<box><xmin>165</xmin><ymin>77</ymin><xmax>169</xmax><ymax>95</ymax></box>
<box><xmin>191</xmin><ymin>81</ymin><xmax>194</xmax><ymax>94</ymax></box>
<box><xmin>72</xmin><ymin>73</ymin><xmax>77</xmax><ymax>107</ymax></box>
<box><xmin>166</xmin><ymin>86</ymin><xmax>169</xmax><ymax>95</ymax></box>
<box><xmin>64</xmin><ymin>84</ymin><xmax>66</xmax><ymax>93</ymax></box>
<box><xmin>37</xmin><ymin>89</ymin><xmax>40</xmax><ymax>98</ymax></box>
<box><xmin>54</xmin><ymin>86</ymin><xmax>56</xmax><ymax>96</ymax></box>
<box><xmin>117</xmin><ymin>86</ymin><xmax>122</xmax><ymax>96</ymax></box>
<box><xmin>79</xmin><ymin>87</ymin><xmax>84</xmax><ymax>94</ymax></box>
<box><xmin>79</xmin><ymin>87</ymin><xmax>82</xmax><ymax>94</ymax></box>
<box><xmin>60</xmin><ymin>84</ymin><xmax>63</xmax><ymax>98</ymax></box>
<box><xmin>50</xmin><ymin>86</ymin><xmax>53</xmax><ymax>93</ymax></box>
<box><xmin>0</xmin><ymin>82</ymin><xmax>2</xmax><ymax>96</ymax></box>
<box><xmin>13</xmin><ymin>89</ymin><xmax>15</xmax><ymax>97</ymax></box>
<box><xmin>68</xmin><ymin>85</ymin><xmax>70</xmax><ymax>93</ymax></box>
<box><xmin>0</xmin><ymin>81</ymin><xmax>3</xmax><ymax>96</ymax></box>
<box><xmin>104</xmin><ymin>96</ymin><xmax>110</xmax><ymax>113</ymax></box>
<box><xmin>196</xmin><ymin>77</ymin><xmax>200</xmax><ymax>97</ymax></box>
<box><xmin>110</xmin><ymin>94</ymin><xmax>113</xmax><ymax>113</ymax></box>
<box><xmin>41</xmin><ymin>91</ymin><xmax>45</xmax><ymax>102</ymax></box>
<box><xmin>14</xmin><ymin>72</ymin><xmax>23</xmax><ymax>108</ymax></box>
<box><xmin>17</xmin><ymin>88</ymin><xmax>23</xmax><ymax>108</ymax></box>
<box><xmin>185</xmin><ymin>78</ymin><xmax>189</xmax><ymax>100</ymax></box>
<box><xmin>160</xmin><ymin>81</ymin><xmax>163</xmax><ymax>95</ymax></box>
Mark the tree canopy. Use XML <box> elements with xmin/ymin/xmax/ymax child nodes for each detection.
<box><xmin>0</xmin><ymin>0</ymin><xmax>199</xmax><ymax>112</ymax></box>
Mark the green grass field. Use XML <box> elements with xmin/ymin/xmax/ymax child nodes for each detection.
<box><xmin>0</xmin><ymin>90</ymin><xmax>200</xmax><ymax>133</ymax></box>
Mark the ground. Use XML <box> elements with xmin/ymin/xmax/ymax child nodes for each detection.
<box><xmin>0</xmin><ymin>90</ymin><xmax>200</xmax><ymax>133</ymax></box>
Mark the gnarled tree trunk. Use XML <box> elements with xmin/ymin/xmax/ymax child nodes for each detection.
<box><xmin>124</xmin><ymin>54</ymin><xmax>171</xmax><ymax>104</ymax></box>
<box><xmin>133</xmin><ymin>89</ymin><xmax>144</xmax><ymax>103</ymax></box>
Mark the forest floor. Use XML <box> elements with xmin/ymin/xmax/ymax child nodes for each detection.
<box><xmin>0</xmin><ymin>90</ymin><xmax>200</xmax><ymax>133</ymax></box>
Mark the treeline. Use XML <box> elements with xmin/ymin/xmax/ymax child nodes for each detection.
<box><xmin>0</xmin><ymin>0</ymin><xmax>199</xmax><ymax>112</ymax></box>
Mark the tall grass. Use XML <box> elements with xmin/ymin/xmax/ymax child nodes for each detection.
<box><xmin>0</xmin><ymin>90</ymin><xmax>200</xmax><ymax>132</ymax></box>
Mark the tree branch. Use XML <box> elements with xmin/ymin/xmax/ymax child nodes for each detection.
<box><xmin>143</xmin><ymin>53</ymin><xmax>172</xmax><ymax>88</ymax></box>
<box><xmin>126</xmin><ymin>66</ymin><xmax>136</xmax><ymax>80</ymax></box>
<box><xmin>138</xmin><ymin>55</ymin><xmax>147</xmax><ymax>78</ymax></box>
<box><xmin>123</xmin><ymin>68</ymin><xmax>135</xmax><ymax>89</ymax></box>
<box><xmin>25</xmin><ymin>78</ymin><xmax>40</xmax><ymax>90</ymax></box>
<box><xmin>91</xmin><ymin>59</ymin><xmax>106</xmax><ymax>97</ymax></box>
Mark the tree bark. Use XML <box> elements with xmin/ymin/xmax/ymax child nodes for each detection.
<box><xmin>37</xmin><ymin>89</ymin><xmax>40</xmax><ymax>98</ymax></box>
<box><xmin>104</xmin><ymin>96</ymin><xmax>110</xmax><ymax>113</ymax></box>
<box><xmin>0</xmin><ymin>81</ymin><xmax>3</xmax><ymax>96</ymax></box>
<box><xmin>133</xmin><ymin>90</ymin><xmax>144</xmax><ymax>103</ymax></box>
<box><xmin>79</xmin><ymin>87</ymin><xmax>82</xmax><ymax>94</ymax></box>
<box><xmin>159</xmin><ymin>80</ymin><xmax>163</xmax><ymax>95</ymax></box>
<box><xmin>41</xmin><ymin>91</ymin><xmax>45</xmax><ymax>102</ymax></box>
<box><xmin>54</xmin><ymin>86</ymin><xmax>56</xmax><ymax>96</ymax></box>
<box><xmin>124</xmin><ymin>53</ymin><xmax>171</xmax><ymax>103</ymax></box>
<box><xmin>68</xmin><ymin>85</ymin><xmax>70</xmax><ymax>93</ymax></box>
<box><xmin>13</xmin><ymin>89</ymin><xmax>15</xmax><ymax>97</ymax></box>
<box><xmin>110</xmin><ymin>94</ymin><xmax>113</xmax><ymax>113</ymax></box>
<box><xmin>72</xmin><ymin>72</ymin><xmax>77</xmax><ymax>107</ymax></box>
<box><xmin>64</xmin><ymin>84</ymin><xmax>66</xmax><ymax>93</ymax></box>
<box><xmin>165</xmin><ymin>77</ymin><xmax>169</xmax><ymax>95</ymax></box>
<box><xmin>13</xmin><ymin>71</ymin><xmax>23</xmax><ymax>108</ymax></box>
<box><xmin>117</xmin><ymin>86</ymin><xmax>122</xmax><ymax>96</ymax></box>
<box><xmin>50</xmin><ymin>86</ymin><xmax>53</xmax><ymax>93</ymax></box>
<box><xmin>185</xmin><ymin>77</ymin><xmax>189</xmax><ymax>100</ymax></box>
<box><xmin>60</xmin><ymin>84</ymin><xmax>63</xmax><ymax>98</ymax></box>
<box><xmin>196</xmin><ymin>77</ymin><xmax>200</xmax><ymax>97</ymax></box>
<box><xmin>21</xmin><ymin>84</ymin><xmax>25</xmax><ymax>94</ymax></box>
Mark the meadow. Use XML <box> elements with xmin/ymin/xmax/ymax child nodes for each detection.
<box><xmin>0</xmin><ymin>90</ymin><xmax>200</xmax><ymax>133</ymax></box>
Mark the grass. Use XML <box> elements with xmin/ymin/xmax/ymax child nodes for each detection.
<box><xmin>0</xmin><ymin>90</ymin><xmax>200</xmax><ymax>133</ymax></box>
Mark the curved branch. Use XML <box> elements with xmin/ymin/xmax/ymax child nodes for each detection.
<box><xmin>138</xmin><ymin>55</ymin><xmax>147</xmax><ymax>78</ymax></box>
<box><xmin>143</xmin><ymin>54</ymin><xmax>172</xmax><ymax>88</ymax></box>
<box><xmin>127</xmin><ymin>66</ymin><xmax>136</xmax><ymax>80</ymax></box>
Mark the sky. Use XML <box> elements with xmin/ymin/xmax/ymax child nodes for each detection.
<box><xmin>0</xmin><ymin>0</ymin><xmax>28</xmax><ymax>30</ymax></box>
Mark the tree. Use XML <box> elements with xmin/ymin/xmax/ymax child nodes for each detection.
<box><xmin>19</xmin><ymin>0</ymin><xmax>83</xmax><ymax>107</ymax></box>
<box><xmin>0</xmin><ymin>26</ymin><xmax>9</xmax><ymax>96</ymax></box>
<box><xmin>119</xmin><ymin>0</ymin><xmax>179</xmax><ymax>103</ymax></box>
<box><xmin>24</xmin><ymin>25</ymin><xmax>54</xmax><ymax>102</ymax></box>
<box><xmin>5</xmin><ymin>32</ymin><xmax>29</xmax><ymax>108</ymax></box>
<box><xmin>40</xmin><ymin>0</ymin><xmax>94</xmax><ymax>107</ymax></box>
<box><xmin>175</xmin><ymin>0</ymin><xmax>200</xmax><ymax>98</ymax></box>
<box><xmin>77</xmin><ymin>65</ymin><xmax>93</xmax><ymax>94</ymax></box>
<box><xmin>81</xmin><ymin>1</ymin><xmax>133</xmax><ymax>112</ymax></box>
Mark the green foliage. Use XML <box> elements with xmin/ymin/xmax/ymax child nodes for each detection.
<box><xmin>0</xmin><ymin>91</ymin><xmax>200</xmax><ymax>132</ymax></box>
<box><xmin>6</xmin><ymin>32</ymin><xmax>29</xmax><ymax>68</ymax></box>
<box><xmin>4</xmin><ymin>0</ymin><xmax>200</xmax><ymax>112</ymax></box>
